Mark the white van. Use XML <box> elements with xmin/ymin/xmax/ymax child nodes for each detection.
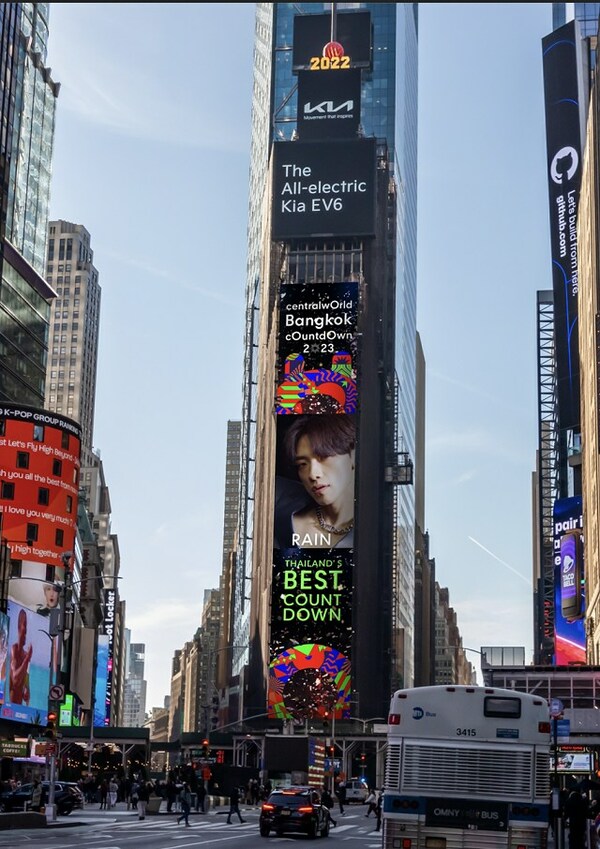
<box><xmin>344</xmin><ymin>779</ymin><xmax>368</xmax><ymax>804</ymax></box>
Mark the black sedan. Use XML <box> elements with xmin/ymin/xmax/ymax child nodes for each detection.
<box><xmin>260</xmin><ymin>786</ymin><xmax>330</xmax><ymax>839</ymax></box>
<box><xmin>0</xmin><ymin>781</ymin><xmax>79</xmax><ymax>815</ymax></box>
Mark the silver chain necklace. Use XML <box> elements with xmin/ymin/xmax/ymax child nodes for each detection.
<box><xmin>315</xmin><ymin>505</ymin><xmax>353</xmax><ymax>536</ymax></box>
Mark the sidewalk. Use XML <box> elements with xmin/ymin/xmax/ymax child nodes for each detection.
<box><xmin>46</xmin><ymin>799</ymin><xmax>255</xmax><ymax>828</ymax></box>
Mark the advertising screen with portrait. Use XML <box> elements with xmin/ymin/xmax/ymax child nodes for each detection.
<box><xmin>8</xmin><ymin>559</ymin><xmax>64</xmax><ymax>617</ymax></box>
<box><xmin>1</xmin><ymin>601</ymin><xmax>51</xmax><ymax>724</ymax></box>
<box><xmin>274</xmin><ymin>415</ymin><xmax>356</xmax><ymax>551</ymax></box>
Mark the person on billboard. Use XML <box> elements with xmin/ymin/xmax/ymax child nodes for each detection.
<box><xmin>275</xmin><ymin>415</ymin><xmax>355</xmax><ymax>549</ymax></box>
<box><xmin>9</xmin><ymin>609</ymin><xmax>32</xmax><ymax>705</ymax></box>
<box><xmin>36</xmin><ymin>583</ymin><xmax>60</xmax><ymax>617</ymax></box>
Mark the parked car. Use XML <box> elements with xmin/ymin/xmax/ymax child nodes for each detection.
<box><xmin>260</xmin><ymin>786</ymin><xmax>330</xmax><ymax>839</ymax></box>
<box><xmin>344</xmin><ymin>779</ymin><xmax>369</xmax><ymax>804</ymax></box>
<box><xmin>0</xmin><ymin>781</ymin><xmax>78</xmax><ymax>815</ymax></box>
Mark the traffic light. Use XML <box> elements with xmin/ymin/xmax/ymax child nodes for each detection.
<box><xmin>202</xmin><ymin>738</ymin><xmax>209</xmax><ymax>757</ymax></box>
<box><xmin>216</xmin><ymin>749</ymin><xmax>225</xmax><ymax>764</ymax></box>
<box><xmin>360</xmin><ymin>753</ymin><xmax>366</xmax><ymax>763</ymax></box>
<box><xmin>45</xmin><ymin>711</ymin><xmax>57</xmax><ymax>741</ymax></box>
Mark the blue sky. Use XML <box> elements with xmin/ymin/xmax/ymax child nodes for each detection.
<box><xmin>46</xmin><ymin>3</ymin><xmax>553</xmax><ymax>709</ymax></box>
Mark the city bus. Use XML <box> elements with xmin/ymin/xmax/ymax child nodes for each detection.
<box><xmin>383</xmin><ymin>685</ymin><xmax>551</xmax><ymax>849</ymax></box>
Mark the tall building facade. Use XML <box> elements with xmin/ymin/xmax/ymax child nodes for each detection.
<box><xmin>122</xmin><ymin>631</ymin><xmax>147</xmax><ymax>727</ymax></box>
<box><xmin>44</xmin><ymin>220</ymin><xmax>101</xmax><ymax>467</ymax></box>
<box><xmin>0</xmin><ymin>3</ymin><xmax>59</xmax><ymax>407</ymax></box>
<box><xmin>234</xmin><ymin>4</ymin><xmax>418</xmax><ymax>723</ymax></box>
<box><xmin>534</xmin><ymin>4</ymin><xmax>594</xmax><ymax>664</ymax></box>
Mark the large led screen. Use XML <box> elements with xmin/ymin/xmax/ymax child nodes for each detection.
<box><xmin>553</xmin><ymin>496</ymin><xmax>585</xmax><ymax>664</ymax></box>
<box><xmin>0</xmin><ymin>611</ymin><xmax>8</xmax><ymax>706</ymax></box>
<box><xmin>542</xmin><ymin>22</ymin><xmax>583</xmax><ymax>431</ymax></box>
<box><xmin>293</xmin><ymin>12</ymin><xmax>372</xmax><ymax>70</ymax></box>
<box><xmin>271</xmin><ymin>138</ymin><xmax>376</xmax><ymax>240</ymax></box>
<box><xmin>276</xmin><ymin>282</ymin><xmax>358</xmax><ymax>416</ymax></box>
<box><xmin>0</xmin><ymin>404</ymin><xmax>81</xmax><ymax>568</ymax></box>
<box><xmin>297</xmin><ymin>69</ymin><xmax>361</xmax><ymax>141</ymax></box>
<box><xmin>94</xmin><ymin>634</ymin><xmax>110</xmax><ymax>727</ymax></box>
<box><xmin>1</xmin><ymin>601</ymin><xmax>51</xmax><ymax>724</ymax></box>
<box><xmin>274</xmin><ymin>415</ymin><xmax>355</xmax><ymax>551</ymax></box>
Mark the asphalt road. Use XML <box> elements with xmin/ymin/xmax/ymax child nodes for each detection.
<box><xmin>0</xmin><ymin>804</ymin><xmax>384</xmax><ymax>849</ymax></box>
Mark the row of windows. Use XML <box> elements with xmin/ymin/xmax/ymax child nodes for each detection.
<box><xmin>11</xmin><ymin>560</ymin><xmax>56</xmax><ymax>582</ymax></box>
<box><xmin>0</xmin><ymin>421</ymin><xmax>72</xmax><ymax>450</ymax></box>
<box><xmin>0</xmin><ymin>481</ymin><xmax>73</xmax><ymax>513</ymax></box>
<box><xmin>9</xmin><ymin>522</ymin><xmax>67</xmax><ymax>547</ymax></box>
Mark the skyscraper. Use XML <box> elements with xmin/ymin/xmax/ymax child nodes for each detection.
<box><xmin>233</xmin><ymin>4</ymin><xmax>418</xmax><ymax>722</ymax></box>
<box><xmin>44</xmin><ymin>220</ymin><xmax>101</xmax><ymax>467</ymax></box>
<box><xmin>0</xmin><ymin>3</ymin><xmax>59</xmax><ymax>407</ymax></box>
<box><xmin>535</xmin><ymin>3</ymin><xmax>591</xmax><ymax>663</ymax></box>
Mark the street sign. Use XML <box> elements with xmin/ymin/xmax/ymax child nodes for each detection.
<box><xmin>554</xmin><ymin>718</ymin><xmax>570</xmax><ymax>743</ymax></box>
<box><xmin>550</xmin><ymin>698</ymin><xmax>564</xmax><ymax>718</ymax></box>
<box><xmin>49</xmin><ymin>684</ymin><xmax>65</xmax><ymax>701</ymax></box>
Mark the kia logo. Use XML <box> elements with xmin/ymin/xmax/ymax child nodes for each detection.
<box><xmin>304</xmin><ymin>100</ymin><xmax>354</xmax><ymax>115</ymax></box>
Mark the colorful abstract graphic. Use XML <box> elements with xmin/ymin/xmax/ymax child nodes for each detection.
<box><xmin>268</xmin><ymin>643</ymin><xmax>351</xmax><ymax>720</ymax></box>
<box><xmin>276</xmin><ymin>352</ymin><xmax>357</xmax><ymax>415</ymax></box>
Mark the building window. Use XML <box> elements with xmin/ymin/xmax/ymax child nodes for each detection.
<box><xmin>33</xmin><ymin>424</ymin><xmax>44</xmax><ymax>442</ymax></box>
<box><xmin>1</xmin><ymin>482</ymin><xmax>15</xmax><ymax>499</ymax></box>
<box><xmin>52</xmin><ymin>459</ymin><xmax>62</xmax><ymax>476</ymax></box>
<box><xmin>16</xmin><ymin>452</ymin><xmax>29</xmax><ymax>469</ymax></box>
<box><xmin>26</xmin><ymin>523</ymin><xmax>39</xmax><ymax>543</ymax></box>
<box><xmin>66</xmin><ymin>495</ymin><xmax>73</xmax><ymax>513</ymax></box>
<box><xmin>38</xmin><ymin>487</ymin><xmax>50</xmax><ymax>506</ymax></box>
<box><xmin>61</xmin><ymin>432</ymin><xmax>69</xmax><ymax>450</ymax></box>
<box><xmin>45</xmin><ymin>564</ymin><xmax>56</xmax><ymax>582</ymax></box>
<box><xmin>55</xmin><ymin>529</ymin><xmax>64</xmax><ymax>547</ymax></box>
<box><xmin>0</xmin><ymin>420</ymin><xmax>4</xmax><ymax>436</ymax></box>
<box><xmin>10</xmin><ymin>560</ymin><xmax>22</xmax><ymax>578</ymax></box>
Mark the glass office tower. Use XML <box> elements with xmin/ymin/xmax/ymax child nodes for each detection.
<box><xmin>233</xmin><ymin>3</ymin><xmax>418</xmax><ymax>720</ymax></box>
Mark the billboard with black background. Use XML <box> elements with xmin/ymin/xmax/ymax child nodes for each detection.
<box><xmin>293</xmin><ymin>11</ymin><xmax>372</xmax><ymax>70</ymax></box>
<box><xmin>272</xmin><ymin>138</ymin><xmax>376</xmax><ymax>239</ymax></box>
<box><xmin>276</xmin><ymin>282</ymin><xmax>358</xmax><ymax>416</ymax></box>
<box><xmin>297</xmin><ymin>69</ymin><xmax>361</xmax><ymax>140</ymax></box>
<box><xmin>542</xmin><ymin>21</ymin><xmax>584</xmax><ymax>431</ymax></box>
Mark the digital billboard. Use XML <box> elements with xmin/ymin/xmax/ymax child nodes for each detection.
<box><xmin>1</xmin><ymin>601</ymin><xmax>51</xmax><ymax>724</ymax></box>
<box><xmin>103</xmin><ymin>588</ymin><xmax>116</xmax><ymax>725</ymax></box>
<box><xmin>553</xmin><ymin>496</ymin><xmax>586</xmax><ymax>664</ymax></box>
<box><xmin>273</xmin><ymin>415</ymin><xmax>355</xmax><ymax>550</ymax></box>
<box><xmin>276</xmin><ymin>282</ymin><xmax>358</xmax><ymax>416</ymax></box>
<box><xmin>0</xmin><ymin>611</ymin><xmax>8</xmax><ymax>706</ymax></box>
<box><xmin>542</xmin><ymin>22</ymin><xmax>584</xmax><ymax>431</ymax></box>
<box><xmin>297</xmin><ymin>69</ymin><xmax>361</xmax><ymax>141</ymax></box>
<box><xmin>0</xmin><ymin>404</ymin><xmax>81</xmax><ymax>568</ymax></box>
<box><xmin>293</xmin><ymin>12</ymin><xmax>372</xmax><ymax>70</ymax></box>
<box><xmin>94</xmin><ymin>634</ymin><xmax>109</xmax><ymax>727</ymax></box>
<box><xmin>271</xmin><ymin>138</ymin><xmax>376</xmax><ymax>240</ymax></box>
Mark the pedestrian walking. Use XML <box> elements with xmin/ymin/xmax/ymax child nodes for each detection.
<box><xmin>565</xmin><ymin>787</ymin><xmax>589</xmax><ymax>849</ymax></box>
<box><xmin>374</xmin><ymin>788</ymin><xmax>383</xmax><ymax>832</ymax></box>
<box><xmin>30</xmin><ymin>779</ymin><xmax>43</xmax><ymax>812</ymax></box>
<box><xmin>227</xmin><ymin>786</ymin><xmax>246</xmax><ymax>823</ymax></box>
<box><xmin>335</xmin><ymin>780</ymin><xmax>346</xmax><ymax>816</ymax></box>
<box><xmin>137</xmin><ymin>782</ymin><xmax>149</xmax><ymax>820</ymax></box>
<box><xmin>196</xmin><ymin>781</ymin><xmax>206</xmax><ymax>813</ymax></box>
<box><xmin>99</xmin><ymin>778</ymin><xmax>108</xmax><ymax>810</ymax></box>
<box><xmin>321</xmin><ymin>786</ymin><xmax>337</xmax><ymax>827</ymax></box>
<box><xmin>365</xmin><ymin>788</ymin><xmax>377</xmax><ymax>817</ymax></box>
<box><xmin>177</xmin><ymin>782</ymin><xmax>192</xmax><ymax>826</ymax></box>
<box><xmin>108</xmin><ymin>776</ymin><xmax>118</xmax><ymax>808</ymax></box>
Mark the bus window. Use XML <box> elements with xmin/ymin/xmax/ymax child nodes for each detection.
<box><xmin>484</xmin><ymin>696</ymin><xmax>522</xmax><ymax>718</ymax></box>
